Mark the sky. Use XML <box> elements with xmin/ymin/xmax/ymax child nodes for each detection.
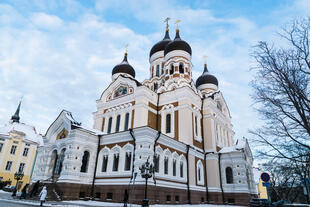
<box><xmin>0</xmin><ymin>0</ymin><xmax>309</xmax><ymax>148</ymax></box>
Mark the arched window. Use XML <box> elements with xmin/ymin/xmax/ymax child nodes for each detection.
<box><xmin>180</xmin><ymin>161</ymin><xmax>184</xmax><ymax>178</ymax></box>
<box><xmin>226</xmin><ymin>167</ymin><xmax>233</xmax><ymax>184</ymax></box>
<box><xmin>169</xmin><ymin>64</ymin><xmax>174</xmax><ymax>75</ymax></box>
<box><xmin>154</xmin><ymin>154</ymin><xmax>160</xmax><ymax>173</ymax></box>
<box><xmin>51</xmin><ymin>150</ymin><xmax>58</xmax><ymax>177</ymax></box>
<box><xmin>101</xmin><ymin>154</ymin><xmax>108</xmax><ymax>172</ymax></box>
<box><xmin>112</xmin><ymin>153</ymin><xmax>119</xmax><ymax>171</ymax></box>
<box><xmin>107</xmin><ymin>117</ymin><xmax>112</xmax><ymax>134</ymax></box>
<box><xmin>217</xmin><ymin>101</ymin><xmax>222</xmax><ymax>111</ymax></box>
<box><xmin>166</xmin><ymin>114</ymin><xmax>171</xmax><ymax>133</ymax></box>
<box><xmin>179</xmin><ymin>63</ymin><xmax>184</xmax><ymax>74</ymax></box>
<box><xmin>115</xmin><ymin>115</ymin><xmax>121</xmax><ymax>132</ymax></box>
<box><xmin>173</xmin><ymin>159</ymin><xmax>176</xmax><ymax>176</ymax></box>
<box><xmin>124</xmin><ymin>152</ymin><xmax>131</xmax><ymax>171</ymax></box>
<box><xmin>124</xmin><ymin>113</ymin><xmax>130</xmax><ymax>131</ymax></box>
<box><xmin>156</xmin><ymin>65</ymin><xmax>160</xmax><ymax>77</ymax></box>
<box><xmin>164</xmin><ymin>157</ymin><xmax>169</xmax><ymax>174</ymax></box>
<box><xmin>80</xmin><ymin>151</ymin><xmax>90</xmax><ymax>173</ymax></box>
<box><xmin>198</xmin><ymin>167</ymin><xmax>201</xmax><ymax>181</ymax></box>
<box><xmin>54</xmin><ymin>148</ymin><xmax>66</xmax><ymax>175</ymax></box>
<box><xmin>154</xmin><ymin>83</ymin><xmax>158</xmax><ymax>92</ymax></box>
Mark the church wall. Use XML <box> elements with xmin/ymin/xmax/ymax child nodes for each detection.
<box><xmin>206</xmin><ymin>154</ymin><xmax>221</xmax><ymax>189</ymax></box>
<box><xmin>203</xmin><ymin>117</ymin><xmax>216</xmax><ymax>151</ymax></box>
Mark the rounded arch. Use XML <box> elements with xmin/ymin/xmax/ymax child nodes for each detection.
<box><xmin>80</xmin><ymin>150</ymin><xmax>90</xmax><ymax>173</ymax></box>
<box><xmin>226</xmin><ymin>166</ymin><xmax>233</xmax><ymax>184</ymax></box>
<box><xmin>196</xmin><ymin>160</ymin><xmax>204</xmax><ymax>185</ymax></box>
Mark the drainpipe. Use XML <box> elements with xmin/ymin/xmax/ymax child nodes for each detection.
<box><xmin>152</xmin><ymin>92</ymin><xmax>161</xmax><ymax>185</ymax></box>
<box><xmin>218</xmin><ymin>153</ymin><xmax>225</xmax><ymax>203</ymax></box>
<box><xmin>129</xmin><ymin>129</ymin><xmax>136</xmax><ymax>181</ymax></box>
<box><xmin>91</xmin><ymin>134</ymin><xmax>101</xmax><ymax>199</ymax></box>
<box><xmin>186</xmin><ymin>144</ymin><xmax>191</xmax><ymax>204</ymax></box>
<box><xmin>200</xmin><ymin>97</ymin><xmax>209</xmax><ymax>203</ymax></box>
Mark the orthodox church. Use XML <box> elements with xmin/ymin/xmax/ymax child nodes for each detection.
<box><xmin>32</xmin><ymin>21</ymin><xmax>257</xmax><ymax>205</ymax></box>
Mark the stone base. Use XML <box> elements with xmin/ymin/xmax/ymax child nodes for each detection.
<box><xmin>38</xmin><ymin>182</ymin><xmax>255</xmax><ymax>206</ymax></box>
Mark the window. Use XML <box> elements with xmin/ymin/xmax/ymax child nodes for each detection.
<box><xmin>179</xmin><ymin>63</ymin><xmax>184</xmax><ymax>74</ymax></box>
<box><xmin>124</xmin><ymin>152</ymin><xmax>131</xmax><ymax>171</ymax></box>
<box><xmin>195</xmin><ymin>116</ymin><xmax>198</xmax><ymax>136</ymax></box>
<box><xmin>164</xmin><ymin>157</ymin><xmax>169</xmax><ymax>174</ymax></box>
<box><xmin>18</xmin><ymin>163</ymin><xmax>25</xmax><ymax>173</ymax></box>
<box><xmin>115</xmin><ymin>115</ymin><xmax>121</xmax><ymax>132</ymax></box>
<box><xmin>173</xmin><ymin>159</ymin><xmax>176</xmax><ymax>176</ymax></box>
<box><xmin>113</xmin><ymin>153</ymin><xmax>119</xmax><ymax>171</ymax></box>
<box><xmin>226</xmin><ymin>167</ymin><xmax>233</xmax><ymax>184</ymax></box>
<box><xmin>198</xmin><ymin>167</ymin><xmax>201</xmax><ymax>181</ymax></box>
<box><xmin>166</xmin><ymin>195</ymin><xmax>171</xmax><ymax>202</ymax></box>
<box><xmin>107</xmin><ymin>117</ymin><xmax>112</xmax><ymax>134</ymax></box>
<box><xmin>217</xmin><ymin>101</ymin><xmax>222</xmax><ymax>111</ymax></box>
<box><xmin>80</xmin><ymin>151</ymin><xmax>90</xmax><ymax>173</ymax></box>
<box><xmin>79</xmin><ymin>192</ymin><xmax>86</xmax><ymax>198</ymax></box>
<box><xmin>5</xmin><ymin>161</ymin><xmax>12</xmax><ymax>171</ymax></box>
<box><xmin>175</xmin><ymin>195</ymin><xmax>180</xmax><ymax>202</ymax></box>
<box><xmin>180</xmin><ymin>161</ymin><xmax>184</xmax><ymax>178</ymax></box>
<box><xmin>154</xmin><ymin>83</ymin><xmax>158</xmax><ymax>92</ymax></box>
<box><xmin>154</xmin><ymin>154</ymin><xmax>159</xmax><ymax>173</ymax></box>
<box><xmin>0</xmin><ymin>143</ymin><xmax>3</xmax><ymax>152</ymax></box>
<box><xmin>124</xmin><ymin>113</ymin><xmax>130</xmax><ymax>131</ymax></box>
<box><xmin>156</xmin><ymin>65</ymin><xmax>160</xmax><ymax>77</ymax></box>
<box><xmin>55</xmin><ymin>149</ymin><xmax>66</xmax><ymax>175</ymax></box>
<box><xmin>166</xmin><ymin>114</ymin><xmax>171</xmax><ymax>133</ymax></box>
<box><xmin>10</xmin><ymin>145</ymin><xmax>17</xmax><ymax>155</ymax></box>
<box><xmin>107</xmin><ymin>192</ymin><xmax>113</xmax><ymax>200</ymax></box>
<box><xmin>95</xmin><ymin>192</ymin><xmax>101</xmax><ymax>199</ymax></box>
<box><xmin>102</xmin><ymin>155</ymin><xmax>108</xmax><ymax>172</ymax></box>
<box><xmin>23</xmin><ymin>148</ymin><xmax>29</xmax><ymax>157</ymax></box>
<box><xmin>169</xmin><ymin>64</ymin><xmax>174</xmax><ymax>75</ymax></box>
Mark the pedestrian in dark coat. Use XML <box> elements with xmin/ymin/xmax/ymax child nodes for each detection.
<box><xmin>123</xmin><ymin>189</ymin><xmax>129</xmax><ymax>207</ymax></box>
<box><xmin>20</xmin><ymin>184</ymin><xmax>29</xmax><ymax>199</ymax></box>
<box><xmin>29</xmin><ymin>180</ymin><xmax>40</xmax><ymax>197</ymax></box>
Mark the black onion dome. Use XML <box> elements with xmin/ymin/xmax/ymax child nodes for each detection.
<box><xmin>112</xmin><ymin>53</ymin><xmax>136</xmax><ymax>78</ymax></box>
<box><xmin>164</xmin><ymin>30</ymin><xmax>192</xmax><ymax>56</ymax></box>
<box><xmin>149</xmin><ymin>29</ymin><xmax>172</xmax><ymax>57</ymax></box>
<box><xmin>196</xmin><ymin>64</ymin><xmax>218</xmax><ymax>87</ymax></box>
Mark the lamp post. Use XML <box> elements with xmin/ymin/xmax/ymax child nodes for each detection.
<box><xmin>139</xmin><ymin>159</ymin><xmax>154</xmax><ymax>207</ymax></box>
<box><xmin>12</xmin><ymin>171</ymin><xmax>24</xmax><ymax>196</ymax></box>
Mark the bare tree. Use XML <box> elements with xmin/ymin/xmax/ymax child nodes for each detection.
<box><xmin>250</xmin><ymin>17</ymin><xmax>310</xmax><ymax>164</ymax></box>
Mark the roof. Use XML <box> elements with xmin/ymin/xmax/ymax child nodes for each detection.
<box><xmin>164</xmin><ymin>30</ymin><xmax>192</xmax><ymax>56</ymax></box>
<box><xmin>0</xmin><ymin>122</ymin><xmax>43</xmax><ymax>145</ymax></box>
<box><xmin>112</xmin><ymin>53</ymin><xmax>136</xmax><ymax>78</ymax></box>
<box><xmin>219</xmin><ymin>138</ymin><xmax>247</xmax><ymax>154</ymax></box>
<box><xmin>196</xmin><ymin>64</ymin><xmax>218</xmax><ymax>87</ymax></box>
<box><xmin>149</xmin><ymin>29</ymin><xmax>172</xmax><ymax>57</ymax></box>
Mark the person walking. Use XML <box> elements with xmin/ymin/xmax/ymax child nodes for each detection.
<box><xmin>20</xmin><ymin>184</ymin><xmax>29</xmax><ymax>199</ymax></box>
<box><xmin>123</xmin><ymin>189</ymin><xmax>129</xmax><ymax>207</ymax></box>
<box><xmin>29</xmin><ymin>180</ymin><xmax>40</xmax><ymax>197</ymax></box>
<box><xmin>39</xmin><ymin>186</ymin><xmax>47</xmax><ymax>206</ymax></box>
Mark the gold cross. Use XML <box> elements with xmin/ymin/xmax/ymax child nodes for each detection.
<box><xmin>125</xmin><ymin>44</ymin><xmax>128</xmax><ymax>54</ymax></box>
<box><xmin>175</xmin><ymin>19</ymin><xmax>181</xmax><ymax>30</ymax></box>
<box><xmin>164</xmin><ymin>17</ymin><xmax>170</xmax><ymax>30</ymax></box>
<box><xmin>203</xmin><ymin>55</ymin><xmax>207</xmax><ymax>65</ymax></box>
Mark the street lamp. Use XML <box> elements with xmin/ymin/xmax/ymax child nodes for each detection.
<box><xmin>12</xmin><ymin>171</ymin><xmax>24</xmax><ymax>196</ymax></box>
<box><xmin>139</xmin><ymin>159</ymin><xmax>154</xmax><ymax>207</ymax></box>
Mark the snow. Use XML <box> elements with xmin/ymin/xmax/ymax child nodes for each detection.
<box><xmin>218</xmin><ymin>138</ymin><xmax>247</xmax><ymax>154</ymax></box>
<box><xmin>0</xmin><ymin>122</ymin><xmax>43</xmax><ymax>145</ymax></box>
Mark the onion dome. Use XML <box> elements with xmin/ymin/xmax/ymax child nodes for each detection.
<box><xmin>196</xmin><ymin>63</ymin><xmax>218</xmax><ymax>88</ymax></box>
<box><xmin>112</xmin><ymin>52</ymin><xmax>136</xmax><ymax>78</ymax></box>
<box><xmin>149</xmin><ymin>29</ymin><xmax>172</xmax><ymax>57</ymax></box>
<box><xmin>164</xmin><ymin>29</ymin><xmax>192</xmax><ymax>56</ymax></box>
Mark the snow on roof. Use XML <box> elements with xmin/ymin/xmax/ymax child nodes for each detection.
<box><xmin>218</xmin><ymin>138</ymin><xmax>247</xmax><ymax>154</ymax></box>
<box><xmin>0</xmin><ymin>122</ymin><xmax>43</xmax><ymax>145</ymax></box>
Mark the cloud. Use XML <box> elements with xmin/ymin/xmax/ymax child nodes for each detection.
<box><xmin>31</xmin><ymin>12</ymin><xmax>63</xmax><ymax>29</ymax></box>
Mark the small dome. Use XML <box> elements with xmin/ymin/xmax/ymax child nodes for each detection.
<box><xmin>112</xmin><ymin>53</ymin><xmax>136</xmax><ymax>78</ymax></box>
<box><xmin>196</xmin><ymin>64</ymin><xmax>218</xmax><ymax>87</ymax></box>
<box><xmin>150</xmin><ymin>29</ymin><xmax>172</xmax><ymax>57</ymax></box>
<box><xmin>164</xmin><ymin>30</ymin><xmax>192</xmax><ymax>56</ymax></box>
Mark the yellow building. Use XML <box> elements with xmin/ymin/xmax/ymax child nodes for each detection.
<box><xmin>0</xmin><ymin>101</ymin><xmax>42</xmax><ymax>190</ymax></box>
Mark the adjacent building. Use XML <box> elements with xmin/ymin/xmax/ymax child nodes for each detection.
<box><xmin>0</xmin><ymin>101</ymin><xmax>43</xmax><ymax>190</ymax></box>
<box><xmin>32</xmin><ymin>23</ymin><xmax>257</xmax><ymax>205</ymax></box>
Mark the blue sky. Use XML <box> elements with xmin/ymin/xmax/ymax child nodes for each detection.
<box><xmin>0</xmin><ymin>0</ymin><xmax>309</xmax><ymax>146</ymax></box>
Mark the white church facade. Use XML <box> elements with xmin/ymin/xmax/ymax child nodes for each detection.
<box><xmin>32</xmin><ymin>23</ymin><xmax>257</xmax><ymax>205</ymax></box>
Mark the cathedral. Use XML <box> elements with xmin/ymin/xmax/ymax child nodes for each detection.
<box><xmin>32</xmin><ymin>21</ymin><xmax>257</xmax><ymax>205</ymax></box>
